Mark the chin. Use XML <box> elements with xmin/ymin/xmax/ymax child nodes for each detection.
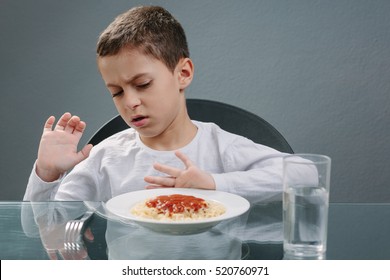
<box><xmin>137</xmin><ymin>128</ymin><xmax>162</xmax><ymax>139</ymax></box>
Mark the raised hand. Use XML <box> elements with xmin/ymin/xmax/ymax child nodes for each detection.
<box><xmin>36</xmin><ymin>112</ymin><xmax>93</xmax><ymax>182</ymax></box>
<box><xmin>144</xmin><ymin>150</ymin><xmax>215</xmax><ymax>190</ymax></box>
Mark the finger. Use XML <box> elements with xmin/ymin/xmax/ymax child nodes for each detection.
<box><xmin>144</xmin><ymin>175</ymin><xmax>176</xmax><ymax>187</ymax></box>
<box><xmin>43</xmin><ymin>116</ymin><xmax>55</xmax><ymax>132</ymax></box>
<box><xmin>174</xmin><ymin>150</ymin><xmax>194</xmax><ymax>168</ymax></box>
<box><xmin>80</xmin><ymin>144</ymin><xmax>93</xmax><ymax>158</ymax></box>
<box><xmin>73</xmin><ymin>121</ymin><xmax>87</xmax><ymax>138</ymax></box>
<box><xmin>64</xmin><ymin>115</ymin><xmax>81</xmax><ymax>133</ymax></box>
<box><xmin>153</xmin><ymin>162</ymin><xmax>182</xmax><ymax>178</ymax></box>
<box><xmin>54</xmin><ymin>112</ymin><xmax>72</xmax><ymax>130</ymax></box>
<box><xmin>75</xmin><ymin>144</ymin><xmax>93</xmax><ymax>164</ymax></box>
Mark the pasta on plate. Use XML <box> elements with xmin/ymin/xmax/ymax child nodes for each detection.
<box><xmin>130</xmin><ymin>194</ymin><xmax>226</xmax><ymax>221</ymax></box>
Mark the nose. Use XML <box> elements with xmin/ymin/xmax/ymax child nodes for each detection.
<box><xmin>123</xmin><ymin>90</ymin><xmax>141</xmax><ymax>110</ymax></box>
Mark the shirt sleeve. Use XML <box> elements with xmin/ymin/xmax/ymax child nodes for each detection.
<box><xmin>53</xmin><ymin>159</ymin><xmax>106</xmax><ymax>201</ymax></box>
<box><xmin>23</xmin><ymin>161</ymin><xmax>64</xmax><ymax>201</ymax></box>
<box><xmin>23</xmin><ymin>151</ymin><xmax>104</xmax><ymax>201</ymax></box>
<box><xmin>211</xmin><ymin>137</ymin><xmax>289</xmax><ymax>204</ymax></box>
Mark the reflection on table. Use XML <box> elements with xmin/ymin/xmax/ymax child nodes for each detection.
<box><xmin>0</xmin><ymin>201</ymin><xmax>389</xmax><ymax>260</ymax></box>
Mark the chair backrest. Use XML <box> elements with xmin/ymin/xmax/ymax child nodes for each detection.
<box><xmin>88</xmin><ymin>98</ymin><xmax>293</xmax><ymax>153</ymax></box>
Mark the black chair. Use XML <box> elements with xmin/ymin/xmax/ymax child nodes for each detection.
<box><xmin>88</xmin><ymin>99</ymin><xmax>293</xmax><ymax>153</ymax></box>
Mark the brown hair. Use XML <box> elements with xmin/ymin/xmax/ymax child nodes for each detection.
<box><xmin>97</xmin><ymin>6</ymin><xmax>189</xmax><ymax>72</ymax></box>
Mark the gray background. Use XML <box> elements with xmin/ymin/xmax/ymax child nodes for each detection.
<box><xmin>1</xmin><ymin>0</ymin><xmax>389</xmax><ymax>202</ymax></box>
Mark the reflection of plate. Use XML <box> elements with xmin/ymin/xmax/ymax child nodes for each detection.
<box><xmin>105</xmin><ymin>189</ymin><xmax>250</xmax><ymax>234</ymax></box>
<box><xmin>108</xmin><ymin>228</ymin><xmax>243</xmax><ymax>259</ymax></box>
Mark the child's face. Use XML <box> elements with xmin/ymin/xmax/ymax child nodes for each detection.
<box><xmin>97</xmin><ymin>47</ymin><xmax>192</xmax><ymax>143</ymax></box>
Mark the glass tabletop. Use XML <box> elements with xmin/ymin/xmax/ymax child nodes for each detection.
<box><xmin>0</xmin><ymin>201</ymin><xmax>389</xmax><ymax>260</ymax></box>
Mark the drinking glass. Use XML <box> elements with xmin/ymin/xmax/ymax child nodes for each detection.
<box><xmin>283</xmin><ymin>154</ymin><xmax>331</xmax><ymax>257</ymax></box>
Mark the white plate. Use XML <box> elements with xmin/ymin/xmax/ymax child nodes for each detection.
<box><xmin>105</xmin><ymin>188</ymin><xmax>250</xmax><ymax>235</ymax></box>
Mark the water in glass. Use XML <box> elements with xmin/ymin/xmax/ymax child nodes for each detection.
<box><xmin>283</xmin><ymin>185</ymin><xmax>329</xmax><ymax>256</ymax></box>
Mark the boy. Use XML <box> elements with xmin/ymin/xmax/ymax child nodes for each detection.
<box><xmin>24</xmin><ymin>6</ymin><xmax>288</xmax><ymax>203</ymax></box>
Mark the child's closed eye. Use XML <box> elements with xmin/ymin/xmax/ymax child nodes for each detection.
<box><xmin>136</xmin><ymin>81</ymin><xmax>152</xmax><ymax>90</ymax></box>
<box><xmin>112</xmin><ymin>90</ymin><xmax>124</xmax><ymax>98</ymax></box>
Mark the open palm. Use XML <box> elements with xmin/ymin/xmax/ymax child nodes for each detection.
<box><xmin>36</xmin><ymin>113</ymin><xmax>93</xmax><ymax>182</ymax></box>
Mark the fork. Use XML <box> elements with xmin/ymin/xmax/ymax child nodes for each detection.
<box><xmin>63</xmin><ymin>211</ymin><xmax>94</xmax><ymax>252</ymax></box>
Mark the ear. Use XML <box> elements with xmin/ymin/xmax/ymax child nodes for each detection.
<box><xmin>177</xmin><ymin>58</ymin><xmax>194</xmax><ymax>91</ymax></box>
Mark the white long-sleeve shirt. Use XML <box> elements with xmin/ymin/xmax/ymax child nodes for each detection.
<box><xmin>24</xmin><ymin>121</ymin><xmax>289</xmax><ymax>203</ymax></box>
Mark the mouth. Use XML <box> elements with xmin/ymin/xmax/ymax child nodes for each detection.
<box><xmin>131</xmin><ymin>115</ymin><xmax>148</xmax><ymax>127</ymax></box>
<box><xmin>132</xmin><ymin>116</ymin><xmax>145</xmax><ymax>122</ymax></box>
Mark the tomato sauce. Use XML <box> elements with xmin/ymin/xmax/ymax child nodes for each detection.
<box><xmin>146</xmin><ymin>194</ymin><xmax>208</xmax><ymax>216</ymax></box>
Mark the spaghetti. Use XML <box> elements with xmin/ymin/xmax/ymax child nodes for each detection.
<box><xmin>130</xmin><ymin>194</ymin><xmax>226</xmax><ymax>221</ymax></box>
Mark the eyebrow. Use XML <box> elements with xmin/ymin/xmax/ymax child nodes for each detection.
<box><xmin>106</xmin><ymin>73</ymin><xmax>150</xmax><ymax>87</ymax></box>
